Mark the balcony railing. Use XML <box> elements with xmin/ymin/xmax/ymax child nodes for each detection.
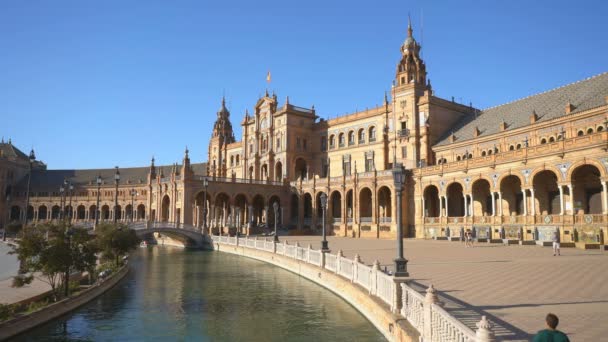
<box><xmin>398</xmin><ymin>129</ymin><xmax>410</xmax><ymax>138</ymax></box>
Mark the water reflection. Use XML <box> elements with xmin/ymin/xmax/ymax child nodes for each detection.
<box><xmin>16</xmin><ymin>247</ymin><xmax>384</xmax><ymax>341</ymax></box>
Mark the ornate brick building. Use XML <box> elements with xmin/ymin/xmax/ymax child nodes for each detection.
<box><xmin>2</xmin><ymin>21</ymin><xmax>607</xmax><ymax>244</ymax></box>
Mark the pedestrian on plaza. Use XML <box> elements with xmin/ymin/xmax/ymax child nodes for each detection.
<box><xmin>465</xmin><ymin>230</ymin><xmax>472</xmax><ymax>247</ymax></box>
<box><xmin>532</xmin><ymin>313</ymin><xmax>569</xmax><ymax>342</ymax></box>
<box><xmin>552</xmin><ymin>229</ymin><xmax>561</xmax><ymax>256</ymax></box>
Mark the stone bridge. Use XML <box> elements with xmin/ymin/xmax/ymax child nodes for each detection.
<box><xmin>127</xmin><ymin>221</ymin><xmax>210</xmax><ymax>249</ymax></box>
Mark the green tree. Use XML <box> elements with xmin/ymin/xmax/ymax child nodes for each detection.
<box><xmin>96</xmin><ymin>223</ymin><xmax>140</xmax><ymax>266</ymax></box>
<box><xmin>10</xmin><ymin>223</ymin><xmax>98</xmax><ymax>301</ymax></box>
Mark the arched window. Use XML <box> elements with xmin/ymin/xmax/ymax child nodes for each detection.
<box><xmin>549</xmin><ymin>137</ymin><xmax>555</xmax><ymax>143</ymax></box>
<box><xmin>577</xmin><ymin>130</ymin><xmax>584</xmax><ymax>136</ymax></box>
<box><xmin>236</xmin><ymin>155</ymin><xmax>240</xmax><ymax>165</ymax></box>
<box><xmin>597</xmin><ymin>126</ymin><xmax>604</xmax><ymax>132</ymax></box>
<box><xmin>456</xmin><ymin>156</ymin><xmax>461</xmax><ymax>161</ymax></box>
<box><xmin>358</xmin><ymin>129</ymin><xmax>365</xmax><ymax>143</ymax></box>
<box><xmin>488</xmin><ymin>149</ymin><xmax>493</xmax><ymax>155</ymax></box>
<box><xmin>348</xmin><ymin>131</ymin><xmax>355</xmax><ymax>145</ymax></box>
<box><xmin>329</xmin><ymin>135</ymin><xmax>335</xmax><ymax>148</ymax></box>
<box><xmin>369</xmin><ymin>127</ymin><xmax>377</xmax><ymax>142</ymax></box>
<box><xmin>540</xmin><ymin>138</ymin><xmax>547</xmax><ymax>144</ymax></box>
<box><xmin>468</xmin><ymin>153</ymin><xmax>473</xmax><ymax>159</ymax></box>
<box><xmin>587</xmin><ymin>127</ymin><xmax>594</xmax><ymax>134</ymax></box>
<box><xmin>481</xmin><ymin>151</ymin><xmax>486</xmax><ymax>157</ymax></box>
<box><xmin>338</xmin><ymin>133</ymin><xmax>345</xmax><ymax>147</ymax></box>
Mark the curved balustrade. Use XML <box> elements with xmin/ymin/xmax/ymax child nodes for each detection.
<box><xmin>210</xmin><ymin>235</ymin><xmax>496</xmax><ymax>341</ymax></box>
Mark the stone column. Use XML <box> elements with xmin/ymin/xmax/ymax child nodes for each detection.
<box><xmin>498</xmin><ymin>192</ymin><xmax>503</xmax><ymax>216</ymax></box>
<box><xmin>445</xmin><ymin>196</ymin><xmax>449</xmax><ymax>217</ymax></box>
<box><xmin>530</xmin><ymin>189</ymin><xmax>536</xmax><ymax>216</ymax></box>
<box><xmin>602</xmin><ymin>181</ymin><xmax>608</xmax><ymax>215</ymax></box>
<box><xmin>469</xmin><ymin>193</ymin><xmax>474</xmax><ymax>218</ymax></box>
<box><xmin>491</xmin><ymin>192</ymin><xmax>496</xmax><ymax>216</ymax></box>
<box><xmin>559</xmin><ymin>185</ymin><xmax>564</xmax><ymax>215</ymax></box>
<box><xmin>463</xmin><ymin>194</ymin><xmax>468</xmax><ymax>217</ymax></box>
<box><xmin>522</xmin><ymin>190</ymin><xmax>527</xmax><ymax>216</ymax></box>
<box><xmin>421</xmin><ymin>197</ymin><xmax>426</xmax><ymax>218</ymax></box>
<box><xmin>567</xmin><ymin>184</ymin><xmax>574</xmax><ymax>215</ymax></box>
<box><xmin>439</xmin><ymin>196</ymin><xmax>443</xmax><ymax>217</ymax></box>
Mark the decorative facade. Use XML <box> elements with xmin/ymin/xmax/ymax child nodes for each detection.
<box><xmin>2</xmin><ymin>21</ymin><xmax>607</xmax><ymax>244</ymax></box>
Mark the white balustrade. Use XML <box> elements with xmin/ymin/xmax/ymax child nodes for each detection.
<box><xmin>430</xmin><ymin>304</ymin><xmax>476</xmax><ymax>342</ymax></box>
<box><xmin>308</xmin><ymin>249</ymin><xmax>322</xmax><ymax>266</ymax></box>
<box><xmin>375</xmin><ymin>271</ymin><xmax>394</xmax><ymax>307</ymax></box>
<box><xmin>401</xmin><ymin>283</ymin><xmax>425</xmax><ymax>332</ymax></box>
<box><xmin>275</xmin><ymin>243</ymin><xmax>285</xmax><ymax>255</ymax></box>
<box><xmin>255</xmin><ymin>239</ymin><xmax>265</xmax><ymax>249</ymax></box>
<box><xmin>324</xmin><ymin>253</ymin><xmax>337</xmax><ymax>272</ymax></box>
<box><xmin>339</xmin><ymin>258</ymin><xmax>354</xmax><ymax>279</ymax></box>
<box><xmin>355</xmin><ymin>263</ymin><xmax>372</xmax><ymax>292</ymax></box>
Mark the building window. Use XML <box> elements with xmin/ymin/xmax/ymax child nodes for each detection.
<box><xmin>339</xmin><ymin>133</ymin><xmax>345</xmax><ymax>147</ymax></box>
<box><xmin>401</xmin><ymin>146</ymin><xmax>407</xmax><ymax>158</ymax></box>
<box><xmin>365</xmin><ymin>152</ymin><xmax>375</xmax><ymax>172</ymax></box>
<box><xmin>276</xmin><ymin>137</ymin><xmax>281</xmax><ymax>150</ymax></box>
<box><xmin>348</xmin><ymin>131</ymin><xmax>355</xmax><ymax>146</ymax></box>
<box><xmin>369</xmin><ymin>127</ymin><xmax>376</xmax><ymax>142</ymax></box>
<box><xmin>321</xmin><ymin>159</ymin><xmax>328</xmax><ymax>178</ymax></box>
<box><xmin>358</xmin><ymin>129</ymin><xmax>365</xmax><ymax>144</ymax></box>
<box><xmin>329</xmin><ymin>135</ymin><xmax>335</xmax><ymax>149</ymax></box>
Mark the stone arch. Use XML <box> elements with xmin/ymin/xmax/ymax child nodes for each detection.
<box><xmin>347</xmin><ymin>130</ymin><xmax>355</xmax><ymax>145</ymax></box>
<box><xmin>359</xmin><ymin>187</ymin><xmax>372</xmax><ymax>221</ymax></box>
<box><xmin>329</xmin><ymin>190</ymin><xmax>342</xmax><ymax>221</ymax></box>
<box><xmin>315</xmin><ymin>191</ymin><xmax>327</xmax><ymax>226</ymax></box>
<box><xmin>500</xmin><ymin>175</ymin><xmax>523</xmax><ymax>215</ymax></box>
<box><xmin>570</xmin><ymin>164</ymin><xmax>602</xmax><ymax>214</ymax></box>
<box><xmin>303</xmin><ymin>193</ymin><xmax>313</xmax><ymax>221</ymax></box>
<box><xmin>101</xmin><ymin>205</ymin><xmax>110</xmax><ymax>220</ymax></box>
<box><xmin>357</xmin><ymin>128</ymin><xmax>365</xmax><ymax>143</ymax></box>
<box><xmin>472</xmin><ymin>179</ymin><xmax>492</xmax><ymax>216</ymax></box>
<box><xmin>497</xmin><ymin>172</ymin><xmax>525</xmax><ymax>189</ymax></box>
<box><xmin>530</xmin><ymin>165</ymin><xmax>563</xmax><ymax>184</ymax></box>
<box><xmin>125</xmin><ymin>204</ymin><xmax>133</xmax><ymax>221</ymax></box>
<box><xmin>161</xmin><ymin>195</ymin><xmax>171</xmax><ymax>222</ymax></box>
<box><xmin>423</xmin><ymin>185</ymin><xmax>440</xmax><ymax>217</ymax></box>
<box><xmin>446</xmin><ymin>182</ymin><xmax>465</xmax><ymax>217</ymax></box>
<box><xmin>377</xmin><ymin>186</ymin><xmax>392</xmax><ymax>221</ymax></box>
<box><xmin>89</xmin><ymin>205</ymin><xmax>96</xmax><ymax>221</ymax></box>
<box><xmin>137</xmin><ymin>204</ymin><xmax>146</xmax><ymax>221</ymax></box>
<box><xmin>115</xmin><ymin>205</ymin><xmax>122</xmax><ymax>221</ymax></box>
<box><xmin>38</xmin><ymin>205</ymin><xmax>48</xmax><ymax>221</ymax></box>
<box><xmin>26</xmin><ymin>205</ymin><xmax>34</xmax><ymax>221</ymax></box>
<box><xmin>51</xmin><ymin>205</ymin><xmax>60</xmax><ymax>219</ymax></box>
<box><xmin>532</xmin><ymin>170</ymin><xmax>560</xmax><ymax>215</ymax></box>
<box><xmin>368</xmin><ymin>126</ymin><xmax>377</xmax><ymax>141</ymax></box>
<box><xmin>77</xmin><ymin>205</ymin><xmax>86</xmax><ymax>220</ymax></box>
<box><xmin>566</xmin><ymin>159</ymin><xmax>607</xmax><ymax>181</ymax></box>
<box><xmin>345</xmin><ymin>189</ymin><xmax>354</xmax><ymax>221</ymax></box>
<box><xmin>251</xmin><ymin>194</ymin><xmax>266</xmax><ymax>227</ymax></box>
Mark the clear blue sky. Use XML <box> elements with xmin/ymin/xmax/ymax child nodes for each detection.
<box><xmin>1</xmin><ymin>0</ymin><xmax>606</xmax><ymax>170</ymax></box>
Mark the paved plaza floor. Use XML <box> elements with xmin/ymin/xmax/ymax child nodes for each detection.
<box><xmin>281</xmin><ymin>236</ymin><xmax>608</xmax><ymax>341</ymax></box>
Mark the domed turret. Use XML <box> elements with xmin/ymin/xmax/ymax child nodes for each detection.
<box><xmin>395</xmin><ymin>18</ymin><xmax>427</xmax><ymax>88</ymax></box>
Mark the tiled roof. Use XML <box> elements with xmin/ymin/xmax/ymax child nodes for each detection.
<box><xmin>435</xmin><ymin>72</ymin><xmax>608</xmax><ymax>146</ymax></box>
<box><xmin>17</xmin><ymin>162</ymin><xmax>207</xmax><ymax>191</ymax></box>
<box><xmin>0</xmin><ymin>142</ymin><xmax>28</xmax><ymax>160</ymax></box>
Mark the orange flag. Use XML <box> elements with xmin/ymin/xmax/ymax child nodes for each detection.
<box><xmin>266</xmin><ymin>71</ymin><xmax>271</xmax><ymax>83</ymax></box>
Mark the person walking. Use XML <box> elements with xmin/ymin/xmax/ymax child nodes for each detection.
<box><xmin>533</xmin><ymin>313</ymin><xmax>569</xmax><ymax>341</ymax></box>
<box><xmin>552</xmin><ymin>229</ymin><xmax>561</xmax><ymax>256</ymax></box>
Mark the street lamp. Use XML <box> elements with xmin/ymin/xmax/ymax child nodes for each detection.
<box><xmin>320</xmin><ymin>193</ymin><xmax>330</xmax><ymax>252</ymax></box>
<box><xmin>130</xmin><ymin>189</ymin><xmax>137</xmax><ymax>222</ymax></box>
<box><xmin>202</xmin><ymin>177</ymin><xmax>209</xmax><ymax>234</ymax></box>
<box><xmin>23</xmin><ymin>149</ymin><xmax>36</xmax><ymax>226</ymax></box>
<box><xmin>95</xmin><ymin>174</ymin><xmax>102</xmax><ymax>228</ymax></box>
<box><xmin>393</xmin><ymin>163</ymin><xmax>409</xmax><ymax>277</ymax></box>
<box><xmin>113</xmin><ymin>167</ymin><xmax>120</xmax><ymax>224</ymax></box>
<box><xmin>64</xmin><ymin>227</ymin><xmax>74</xmax><ymax>297</ymax></box>
<box><xmin>68</xmin><ymin>182</ymin><xmax>74</xmax><ymax>224</ymax></box>
<box><xmin>273</xmin><ymin>202</ymin><xmax>279</xmax><ymax>242</ymax></box>
<box><xmin>60</xmin><ymin>179</ymin><xmax>66</xmax><ymax>221</ymax></box>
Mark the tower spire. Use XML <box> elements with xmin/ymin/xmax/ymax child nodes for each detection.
<box><xmin>408</xmin><ymin>14</ymin><xmax>412</xmax><ymax>37</ymax></box>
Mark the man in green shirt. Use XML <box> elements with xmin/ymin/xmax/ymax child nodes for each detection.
<box><xmin>533</xmin><ymin>313</ymin><xmax>570</xmax><ymax>342</ymax></box>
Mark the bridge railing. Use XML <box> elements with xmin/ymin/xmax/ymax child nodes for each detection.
<box><xmin>127</xmin><ymin>221</ymin><xmax>200</xmax><ymax>233</ymax></box>
<box><xmin>210</xmin><ymin>235</ymin><xmax>495</xmax><ymax>342</ymax></box>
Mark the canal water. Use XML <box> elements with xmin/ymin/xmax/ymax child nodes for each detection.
<box><xmin>16</xmin><ymin>247</ymin><xmax>384</xmax><ymax>341</ymax></box>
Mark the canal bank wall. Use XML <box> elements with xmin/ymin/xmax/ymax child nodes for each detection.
<box><xmin>0</xmin><ymin>264</ymin><xmax>130</xmax><ymax>341</ymax></box>
<box><xmin>214</xmin><ymin>242</ymin><xmax>419</xmax><ymax>342</ymax></box>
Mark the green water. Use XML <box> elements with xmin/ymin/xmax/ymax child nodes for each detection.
<box><xmin>16</xmin><ymin>247</ymin><xmax>384</xmax><ymax>341</ymax></box>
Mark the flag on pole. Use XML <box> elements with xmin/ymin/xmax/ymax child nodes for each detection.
<box><xmin>266</xmin><ymin>70</ymin><xmax>271</xmax><ymax>83</ymax></box>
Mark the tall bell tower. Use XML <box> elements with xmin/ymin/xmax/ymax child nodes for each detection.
<box><xmin>208</xmin><ymin>97</ymin><xmax>235</xmax><ymax>177</ymax></box>
<box><xmin>391</xmin><ymin>18</ymin><xmax>431</xmax><ymax>168</ymax></box>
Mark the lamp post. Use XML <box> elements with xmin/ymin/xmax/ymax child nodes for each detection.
<box><xmin>202</xmin><ymin>177</ymin><xmax>208</xmax><ymax>234</ymax></box>
<box><xmin>23</xmin><ymin>149</ymin><xmax>36</xmax><ymax>226</ymax></box>
<box><xmin>130</xmin><ymin>189</ymin><xmax>137</xmax><ymax>222</ymax></box>
<box><xmin>59</xmin><ymin>180</ymin><xmax>66</xmax><ymax>221</ymax></box>
<box><xmin>68</xmin><ymin>182</ymin><xmax>73</xmax><ymax>224</ymax></box>
<box><xmin>320</xmin><ymin>193</ymin><xmax>330</xmax><ymax>252</ymax></box>
<box><xmin>113</xmin><ymin>167</ymin><xmax>120</xmax><ymax>224</ymax></box>
<box><xmin>64</xmin><ymin>227</ymin><xmax>74</xmax><ymax>297</ymax></box>
<box><xmin>95</xmin><ymin>174</ymin><xmax>102</xmax><ymax>228</ymax></box>
<box><xmin>273</xmin><ymin>202</ymin><xmax>279</xmax><ymax>242</ymax></box>
<box><xmin>393</xmin><ymin>163</ymin><xmax>409</xmax><ymax>277</ymax></box>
